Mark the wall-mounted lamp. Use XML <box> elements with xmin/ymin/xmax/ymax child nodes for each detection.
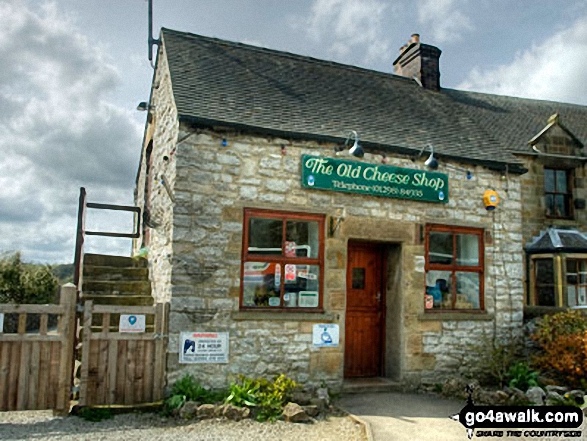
<box><xmin>329</xmin><ymin>208</ymin><xmax>346</xmax><ymax>237</ymax></box>
<box><xmin>137</xmin><ymin>101</ymin><xmax>156</xmax><ymax>112</ymax></box>
<box><xmin>334</xmin><ymin>130</ymin><xmax>364</xmax><ymax>158</ymax></box>
<box><xmin>419</xmin><ymin>144</ymin><xmax>439</xmax><ymax>170</ymax></box>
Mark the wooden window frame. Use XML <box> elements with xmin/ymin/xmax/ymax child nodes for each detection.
<box><xmin>240</xmin><ymin>208</ymin><xmax>325</xmax><ymax>312</ymax></box>
<box><xmin>544</xmin><ymin>168</ymin><xmax>573</xmax><ymax>220</ymax></box>
<box><xmin>424</xmin><ymin>224</ymin><xmax>485</xmax><ymax>312</ymax></box>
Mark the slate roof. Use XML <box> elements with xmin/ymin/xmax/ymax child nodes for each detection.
<box><xmin>526</xmin><ymin>228</ymin><xmax>587</xmax><ymax>254</ymax></box>
<box><xmin>160</xmin><ymin>28</ymin><xmax>587</xmax><ymax>171</ymax></box>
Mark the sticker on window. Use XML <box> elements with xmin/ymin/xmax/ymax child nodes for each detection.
<box><xmin>285</xmin><ymin>241</ymin><xmax>297</xmax><ymax>257</ymax></box>
<box><xmin>298</xmin><ymin>291</ymin><xmax>319</xmax><ymax>307</ymax></box>
<box><xmin>268</xmin><ymin>297</ymin><xmax>281</xmax><ymax>307</ymax></box>
<box><xmin>285</xmin><ymin>264</ymin><xmax>296</xmax><ymax>282</ymax></box>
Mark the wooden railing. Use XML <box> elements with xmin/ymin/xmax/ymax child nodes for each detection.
<box><xmin>0</xmin><ymin>284</ymin><xmax>77</xmax><ymax>414</ymax></box>
<box><xmin>73</xmin><ymin>187</ymin><xmax>141</xmax><ymax>293</ymax></box>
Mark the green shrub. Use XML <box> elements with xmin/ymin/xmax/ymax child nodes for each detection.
<box><xmin>532</xmin><ymin>311</ymin><xmax>587</xmax><ymax>389</ymax></box>
<box><xmin>163</xmin><ymin>374</ymin><xmax>228</xmax><ymax>416</ymax></box>
<box><xmin>506</xmin><ymin>362</ymin><xmax>540</xmax><ymax>391</ymax></box>
<box><xmin>0</xmin><ymin>252</ymin><xmax>58</xmax><ymax>304</ymax></box>
<box><xmin>225</xmin><ymin>374</ymin><xmax>299</xmax><ymax>422</ymax></box>
<box><xmin>462</xmin><ymin>334</ymin><xmax>524</xmax><ymax>388</ymax></box>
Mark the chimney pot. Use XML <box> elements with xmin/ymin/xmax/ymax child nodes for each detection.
<box><xmin>411</xmin><ymin>33</ymin><xmax>420</xmax><ymax>44</ymax></box>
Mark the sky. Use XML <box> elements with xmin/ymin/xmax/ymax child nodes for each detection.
<box><xmin>1</xmin><ymin>0</ymin><xmax>587</xmax><ymax>263</ymax></box>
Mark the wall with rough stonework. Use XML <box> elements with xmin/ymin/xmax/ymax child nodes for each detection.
<box><xmin>133</xmin><ymin>44</ymin><xmax>178</xmax><ymax>303</ymax></box>
<box><xmin>157</xmin><ymin>123</ymin><xmax>524</xmax><ymax>389</ymax></box>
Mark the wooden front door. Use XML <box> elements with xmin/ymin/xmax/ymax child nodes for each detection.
<box><xmin>344</xmin><ymin>243</ymin><xmax>385</xmax><ymax>378</ymax></box>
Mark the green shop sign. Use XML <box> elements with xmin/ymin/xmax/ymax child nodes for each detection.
<box><xmin>301</xmin><ymin>155</ymin><xmax>449</xmax><ymax>203</ymax></box>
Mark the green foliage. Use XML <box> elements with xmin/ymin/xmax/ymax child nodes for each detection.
<box><xmin>225</xmin><ymin>374</ymin><xmax>299</xmax><ymax>422</ymax></box>
<box><xmin>507</xmin><ymin>362</ymin><xmax>540</xmax><ymax>391</ymax></box>
<box><xmin>0</xmin><ymin>253</ymin><xmax>58</xmax><ymax>304</ymax></box>
<box><xmin>532</xmin><ymin>311</ymin><xmax>587</xmax><ymax>388</ymax></box>
<box><xmin>462</xmin><ymin>335</ymin><xmax>524</xmax><ymax>388</ymax></box>
<box><xmin>78</xmin><ymin>407</ymin><xmax>113</xmax><ymax>422</ymax></box>
<box><xmin>533</xmin><ymin>310</ymin><xmax>587</xmax><ymax>347</ymax></box>
<box><xmin>163</xmin><ymin>374</ymin><xmax>228</xmax><ymax>416</ymax></box>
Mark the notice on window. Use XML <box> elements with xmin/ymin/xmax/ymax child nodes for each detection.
<box><xmin>119</xmin><ymin>314</ymin><xmax>146</xmax><ymax>333</ymax></box>
<box><xmin>180</xmin><ymin>331</ymin><xmax>229</xmax><ymax>364</ymax></box>
<box><xmin>313</xmin><ymin>324</ymin><xmax>339</xmax><ymax>347</ymax></box>
<box><xmin>0</xmin><ymin>313</ymin><xmax>3</xmax><ymax>333</ymax></box>
<box><xmin>298</xmin><ymin>291</ymin><xmax>319</xmax><ymax>307</ymax></box>
<box><xmin>285</xmin><ymin>264</ymin><xmax>296</xmax><ymax>281</ymax></box>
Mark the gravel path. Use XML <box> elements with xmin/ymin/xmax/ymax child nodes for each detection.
<box><xmin>0</xmin><ymin>410</ymin><xmax>366</xmax><ymax>441</ymax></box>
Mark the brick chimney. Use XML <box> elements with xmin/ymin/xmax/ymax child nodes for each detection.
<box><xmin>393</xmin><ymin>34</ymin><xmax>442</xmax><ymax>91</ymax></box>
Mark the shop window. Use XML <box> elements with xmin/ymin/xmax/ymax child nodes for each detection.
<box><xmin>544</xmin><ymin>168</ymin><xmax>572</xmax><ymax>219</ymax></box>
<box><xmin>425</xmin><ymin>225</ymin><xmax>484</xmax><ymax>311</ymax></box>
<box><xmin>566</xmin><ymin>259</ymin><xmax>587</xmax><ymax>307</ymax></box>
<box><xmin>241</xmin><ymin>209</ymin><xmax>324</xmax><ymax>310</ymax></box>
<box><xmin>533</xmin><ymin>258</ymin><xmax>556</xmax><ymax>306</ymax></box>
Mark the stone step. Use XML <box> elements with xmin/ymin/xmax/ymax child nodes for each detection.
<box><xmin>83</xmin><ymin>265</ymin><xmax>149</xmax><ymax>282</ymax></box>
<box><xmin>82</xmin><ymin>280</ymin><xmax>151</xmax><ymax>296</ymax></box>
<box><xmin>80</xmin><ymin>293</ymin><xmax>154</xmax><ymax>306</ymax></box>
<box><xmin>84</xmin><ymin>253</ymin><xmax>148</xmax><ymax>268</ymax></box>
<box><xmin>341</xmin><ymin>377</ymin><xmax>402</xmax><ymax>395</ymax></box>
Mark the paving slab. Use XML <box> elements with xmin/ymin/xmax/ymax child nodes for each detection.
<box><xmin>338</xmin><ymin>392</ymin><xmax>466</xmax><ymax>441</ymax></box>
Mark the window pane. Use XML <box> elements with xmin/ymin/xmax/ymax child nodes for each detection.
<box><xmin>457</xmin><ymin>234</ymin><xmax>479</xmax><ymax>266</ymax></box>
<box><xmin>248</xmin><ymin>218</ymin><xmax>282</xmax><ymax>255</ymax></box>
<box><xmin>284</xmin><ymin>265</ymin><xmax>320</xmax><ymax>308</ymax></box>
<box><xmin>544</xmin><ymin>169</ymin><xmax>555</xmax><ymax>192</ymax></box>
<box><xmin>535</xmin><ymin>259</ymin><xmax>555</xmax><ymax>307</ymax></box>
<box><xmin>429</xmin><ymin>232</ymin><xmax>453</xmax><ymax>265</ymax></box>
<box><xmin>567</xmin><ymin>286</ymin><xmax>578</xmax><ymax>307</ymax></box>
<box><xmin>286</xmin><ymin>220</ymin><xmax>319</xmax><ymax>258</ymax></box>
<box><xmin>554</xmin><ymin>195</ymin><xmax>567</xmax><ymax>217</ymax></box>
<box><xmin>545</xmin><ymin>194</ymin><xmax>554</xmax><ymax>216</ymax></box>
<box><xmin>556</xmin><ymin>170</ymin><xmax>568</xmax><ymax>193</ymax></box>
<box><xmin>242</xmin><ymin>262</ymin><xmax>281</xmax><ymax>307</ymax></box>
<box><xmin>580</xmin><ymin>261</ymin><xmax>587</xmax><ymax>284</ymax></box>
<box><xmin>352</xmin><ymin>268</ymin><xmax>365</xmax><ymax>289</ymax></box>
<box><xmin>425</xmin><ymin>270</ymin><xmax>452</xmax><ymax>309</ymax></box>
<box><xmin>567</xmin><ymin>259</ymin><xmax>578</xmax><ymax>285</ymax></box>
<box><xmin>456</xmin><ymin>272</ymin><xmax>480</xmax><ymax>309</ymax></box>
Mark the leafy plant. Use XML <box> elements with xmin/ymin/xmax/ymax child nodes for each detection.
<box><xmin>532</xmin><ymin>311</ymin><xmax>587</xmax><ymax>388</ymax></box>
<box><xmin>461</xmin><ymin>334</ymin><xmax>524</xmax><ymax>387</ymax></box>
<box><xmin>163</xmin><ymin>374</ymin><xmax>228</xmax><ymax>416</ymax></box>
<box><xmin>225</xmin><ymin>374</ymin><xmax>299</xmax><ymax>422</ymax></box>
<box><xmin>506</xmin><ymin>362</ymin><xmax>540</xmax><ymax>391</ymax></box>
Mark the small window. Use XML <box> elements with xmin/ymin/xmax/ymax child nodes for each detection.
<box><xmin>534</xmin><ymin>258</ymin><xmax>556</xmax><ymax>306</ymax></box>
<box><xmin>241</xmin><ymin>209</ymin><xmax>324</xmax><ymax>310</ymax></box>
<box><xmin>566</xmin><ymin>259</ymin><xmax>587</xmax><ymax>307</ymax></box>
<box><xmin>425</xmin><ymin>225</ymin><xmax>484</xmax><ymax>311</ymax></box>
<box><xmin>544</xmin><ymin>168</ymin><xmax>572</xmax><ymax>219</ymax></box>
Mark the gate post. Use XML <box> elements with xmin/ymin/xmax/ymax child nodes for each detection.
<box><xmin>55</xmin><ymin>284</ymin><xmax>77</xmax><ymax>415</ymax></box>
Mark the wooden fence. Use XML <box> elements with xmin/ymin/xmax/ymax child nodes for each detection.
<box><xmin>78</xmin><ymin>301</ymin><xmax>168</xmax><ymax>406</ymax></box>
<box><xmin>0</xmin><ymin>284</ymin><xmax>77</xmax><ymax>414</ymax></box>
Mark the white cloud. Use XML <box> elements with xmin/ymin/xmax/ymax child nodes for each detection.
<box><xmin>458</xmin><ymin>17</ymin><xmax>587</xmax><ymax>105</ymax></box>
<box><xmin>303</xmin><ymin>0</ymin><xmax>394</xmax><ymax>64</ymax></box>
<box><xmin>417</xmin><ymin>0</ymin><xmax>473</xmax><ymax>44</ymax></box>
<box><xmin>0</xmin><ymin>1</ymin><xmax>142</xmax><ymax>262</ymax></box>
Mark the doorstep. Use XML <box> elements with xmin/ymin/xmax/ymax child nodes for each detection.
<box><xmin>341</xmin><ymin>377</ymin><xmax>402</xmax><ymax>395</ymax></box>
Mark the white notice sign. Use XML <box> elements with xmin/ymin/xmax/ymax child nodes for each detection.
<box><xmin>180</xmin><ymin>331</ymin><xmax>229</xmax><ymax>364</ymax></box>
<box><xmin>119</xmin><ymin>314</ymin><xmax>146</xmax><ymax>333</ymax></box>
<box><xmin>313</xmin><ymin>324</ymin><xmax>339</xmax><ymax>347</ymax></box>
<box><xmin>0</xmin><ymin>313</ymin><xmax>3</xmax><ymax>333</ymax></box>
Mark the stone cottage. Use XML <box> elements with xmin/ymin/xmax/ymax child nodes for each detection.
<box><xmin>133</xmin><ymin>29</ymin><xmax>587</xmax><ymax>389</ymax></box>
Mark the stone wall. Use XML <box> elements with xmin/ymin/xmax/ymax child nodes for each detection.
<box><xmin>153</xmin><ymin>124</ymin><xmax>525</xmax><ymax>389</ymax></box>
<box><xmin>133</xmin><ymin>44</ymin><xmax>178</xmax><ymax>303</ymax></box>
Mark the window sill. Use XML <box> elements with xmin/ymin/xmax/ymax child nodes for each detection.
<box><xmin>418</xmin><ymin>312</ymin><xmax>494</xmax><ymax>321</ymax></box>
<box><xmin>232</xmin><ymin>311</ymin><xmax>336</xmax><ymax>322</ymax></box>
<box><xmin>523</xmin><ymin>305</ymin><xmax>568</xmax><ymax>320</ymax></box>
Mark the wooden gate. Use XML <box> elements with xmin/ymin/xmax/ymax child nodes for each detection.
<box><xmin>78</xmin><ymin>301</ymin><xmax>168</xmax><ymax>406</ymax></box>
<box><xmin>0</xmin><ymin>284</ymin><xmax>77</xmax><ymax>414</ymax></box>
